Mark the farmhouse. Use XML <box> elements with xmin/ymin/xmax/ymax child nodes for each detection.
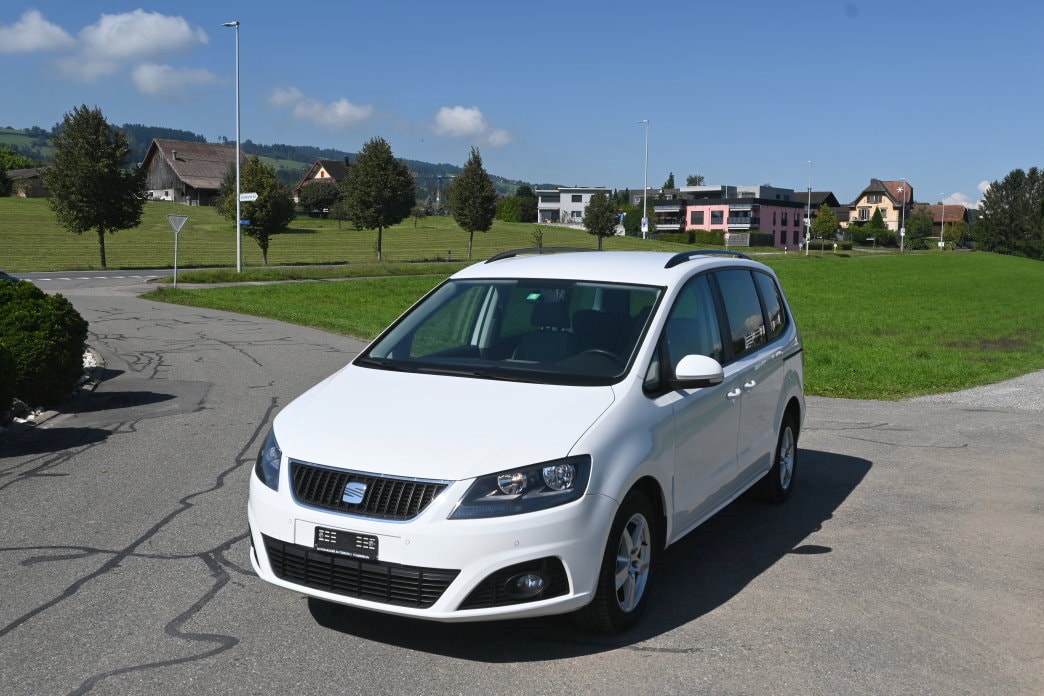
<box><xmin>140</xmin><ymin>139</ymin><xmax>243</xmax><ymax>206</ymax></box>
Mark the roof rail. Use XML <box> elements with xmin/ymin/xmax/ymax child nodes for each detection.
<box><xmin>664</xmin><ymin>249</ymin><xmax>751</xmax><ymax>268</ymax></box>
<box><xmin>484</xmin><ymin>247</ymin><xmax>596</xmax><ymax>264</ymax></box>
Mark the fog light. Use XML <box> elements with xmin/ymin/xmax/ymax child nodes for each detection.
<box><xmin>505</xmin><ymin>572</ymin><xmax>547</xmax><ymax>599</ymax></box>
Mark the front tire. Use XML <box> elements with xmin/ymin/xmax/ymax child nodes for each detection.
<box><xmin>576</xmin><ymin>490</ymin><xmax>656</xmax><ymax>633</ymax></box>
<box><xmin>756</xmin><ymin>413</ymin><xmax>798</xmax><ymax>503</ymax></box>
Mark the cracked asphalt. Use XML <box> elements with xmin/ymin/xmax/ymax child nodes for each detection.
<box><xmin>1</xmin><ymin>274</ymin><xmax>1040</xmax><ymax>696</ymax></box>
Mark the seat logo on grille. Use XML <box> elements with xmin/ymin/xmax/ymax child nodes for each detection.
<box><xmin>342</xmin><ymin>481</ymin><xmax>367</xmax><ymax>505</ymax></box>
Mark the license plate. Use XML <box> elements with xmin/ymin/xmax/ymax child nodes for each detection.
<box><xmin>314</xmin><ymin>527</ymin><xmax>378</xmax><ymax>561</ymax></box>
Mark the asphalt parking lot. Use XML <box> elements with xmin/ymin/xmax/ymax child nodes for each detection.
<box><xmin>0</xmin><ymin>276</ymin><xmax>1041</xmax><ymax>695</ymax></box>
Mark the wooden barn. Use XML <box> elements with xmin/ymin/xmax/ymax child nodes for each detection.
<box><xmin>139</xmin><ymin>139</ymin><xmax>244</xmax><ymax>206</ymax></box>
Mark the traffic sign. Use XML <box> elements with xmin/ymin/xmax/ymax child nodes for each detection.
<box><xmin>166</xmin><ymin>214</ymin><xmax>188</xmax><ymax>234</ymax></box>
<box><xmin>239</xmin><ymin>192</ymin><xmax>258</xmax><ymax>202</ymax></box>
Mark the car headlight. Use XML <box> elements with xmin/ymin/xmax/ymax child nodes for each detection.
<box><xmin>449</xmin><ymin>455</ymin><xmax>591</xmax><ymax>519</ymax></box>
<box><xmin>254</xmin><ymin>427</ymin><xmax>282</xmax><ymax>490</ymax></box>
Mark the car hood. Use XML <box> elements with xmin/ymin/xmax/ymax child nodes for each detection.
<box><xmin>273</xmin><ymin>364</ymin><xmax>616</xmax><ymax>481</ymax></box>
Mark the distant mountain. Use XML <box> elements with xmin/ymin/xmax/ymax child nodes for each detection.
<box><xmin>0</xmin><ymin>125</ymin><xmax>530</xmax><ymax>200</ymax></box>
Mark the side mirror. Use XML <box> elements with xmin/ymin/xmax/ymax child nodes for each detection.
<box><xmin>671</xmin><ymin>354</ymin><xmax>724</xmax><ymax>389</ymax></box>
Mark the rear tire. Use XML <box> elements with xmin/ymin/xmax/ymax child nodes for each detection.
<box><xmin>756</xmin><ymin>413</ymin><xmax>798</xmax><ymax>503</ymax></box>
<box><xmin>575</xmin><ymin>489</ymin><xmax>655</xmax><ymax>633</ymax></box>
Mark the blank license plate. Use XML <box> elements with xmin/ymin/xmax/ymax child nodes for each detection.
<box><xmin>314</xmin><ymin>527</ymin><xmax>378</xmax><ymax>561</ymax></box>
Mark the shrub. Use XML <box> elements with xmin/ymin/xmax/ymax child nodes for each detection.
<box><xmin>0</xmin><ymin>280</ymin><xmax>89</xmax><ymax>407</ymax></box>
<box><xmin>693</xmin><ymin>229</ymin><xmax>725</xmax><ymax>245</ymax></box>
<box><xmin>0</xmin><ymin>342</ymin><xmax>15</xmax><ymax>417</ymax></box>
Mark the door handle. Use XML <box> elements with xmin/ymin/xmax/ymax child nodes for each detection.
<box><xmin>726</xmin><ymin>388</ymin><xmax>742</xmax><ymax>400</ymax></box>
<box><xmin>743</xmin><ymin>380</ymin><xmax>757</xmax><ymax>390</ymax></box>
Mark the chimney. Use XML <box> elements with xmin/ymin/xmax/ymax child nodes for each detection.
<box><xmin>172</xmin><ymin>150</ymin><xmax>177</xmax><ymax>161</ymax></box>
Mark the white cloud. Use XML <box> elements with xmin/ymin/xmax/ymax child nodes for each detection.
<box><xmin>0</xmin><ymin>10</ymin><xmax>74</xmax><ymax>53</ymax></box>
<box><xmin>433</xmin><ymin>106</ymin><xmax>512</xmax><ymax>147</ymax></box>
<box><xmin>132</xmin><ymin>63</ymin><xmax>219</xmax><ymax>99</ymax></box>
<box><xmin>59</xmin><ymin>10</ymin><xmax>208</xmax><ymax>81</ymax></box>
<box><xmin>268</xmin><ymin>87</ymin><xmax>373</xmax><ymax>130</ymax></box>
<box><xmin>977</xmin><ymin>180</ymin><xmax>991</xmax><ymax>194</ymax></box>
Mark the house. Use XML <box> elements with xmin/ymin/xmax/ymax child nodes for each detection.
<box><xmin>913</xmin><ymin>203</ymin><xmax>971</xmax><ymax>239</ymax></box>
<box><xmin>536</xmin><ymin>187</ymin><xmax>611</xmax><ymax>225</ymax></box>
<box><xmin>292</xmin><ymin>158</ymin><xmax>350</xmax><ymax>203</ymax></box>
<box><xmin>5</xmin><ymin>167</ymin><xmax>49</xmax><ymax>197</ymax></box>
<box><xmin>792</xmin><ymin>191</ymin><xmax>847</xmax><ymax>227</ymax></box>
<box><xmin>849</xmin><ymin>179</ymin><xmax>913</xmax><ymax>231</ymax></box>
<box><xmin>139</xmin><ymin>139</ymin><xmax>243</xmax><ymax>206</ymax></box>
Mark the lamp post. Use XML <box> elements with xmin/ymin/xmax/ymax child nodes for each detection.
<box><xmin>638</xmin><ymin>119</ymin><xmax>649</xmax><ymax>239</ymax></box>
<box><xmin>222</xmin><ymin>20</ymin><xmax>242</xmax><ymax>273</ymax></box>
<box><xmin>899</xmin><ymin>178</ymin><xmax>907</xmax><ymax>252</ymax></box>
<box><xmin>939</xmin><ymin>193</ymin><xmax>947</xmax><ymax>250</ymax></box>
<box><xmin>805</xmin><ymin>160</ymin><xmax>812</xmax><ymax>254</ymax></box>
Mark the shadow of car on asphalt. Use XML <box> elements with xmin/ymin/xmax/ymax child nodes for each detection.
<box><xmin>0</xmin><ymin>425</ymin><xmax>111</xmax><ymax>459</ymax></box>
<box><xmin>306</xmin><ymin>447</ymin><xmax>871</xmax><ymax>657</ymax></box>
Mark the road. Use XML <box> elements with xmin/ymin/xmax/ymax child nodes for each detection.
<box><xmin>1</xmin><ymin>274</ymin><xmax>1041</xmax><ymax>696</ymax></box>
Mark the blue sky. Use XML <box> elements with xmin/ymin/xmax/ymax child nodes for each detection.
<box><xmin>3</xmin><ymin>1</ymin><xmax>1042</xmax><ymax>208</ymax></box>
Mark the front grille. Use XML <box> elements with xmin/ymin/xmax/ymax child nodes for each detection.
<box><xmin>458</xmin><ymin>557</ymin><xmax>569</xmax><ymax>609</ymax></box>
<box><xmin>291</xmin><ymin>461</ymin><xmax>448</xmax><ymax>520</ymax></box>
<box><xmin>262</xmin><ymin>535</ymin><xmax>459</xmax><ymax>608</ymax></box>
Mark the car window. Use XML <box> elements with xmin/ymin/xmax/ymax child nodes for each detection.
<box><xmin>713</xmin><ymin>269</ymin><xmax>767</xmax><ymax>358</ymax></box>
<box><xmin>662</xmin><ymin>274</ymin><xmax>723</xmax><ymax>370</ymax></box>
<box><xmin>753</xmin><ymin>271</ymin><xmax>788</xmax><ymax>341</ymax></box>
<box><xmin>361</xmin><ymin>278</ymin><xmax>661</xmax><ymax>386</ymax></box>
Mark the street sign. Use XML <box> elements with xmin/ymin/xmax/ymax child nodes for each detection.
<box><xmin>239</xmin><ymin>192</ymin><xmax>258</xmax><ymax>202</ymax></box>
<box><xmin>166</xmin><ymin>214</ymin><xmax>188</xmax><ymax>234</ymax></box>
<box><xmin>240</xmin><ymin>220</ymin><xmax>250</xmax><ymax>225</ymax></box>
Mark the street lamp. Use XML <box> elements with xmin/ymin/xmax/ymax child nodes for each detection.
<box><xmin>939</xmin><ymin>193</ymin><xmax>947</xmax><ymax>250</ymax></box>
<box><xmin>638</xmin><ymin>119</ymin><xmax>649</xmax><ymax>239</ymax></box>
<box><xmin>805</xmin><ymin>160</ymin><xmax>812</xmax><ymax>255</ymax></box>
<box><xmin>222</xmin><ymin>20</ymin><xmax>241</xmax><ymax>273</ymax></box>
<box><xmin>899</xmin><ymin>178</ymin><xmax>907</xmax><ymax>252</ymax></box>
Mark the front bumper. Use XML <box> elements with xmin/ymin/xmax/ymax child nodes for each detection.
<box><xmin>247</xmin><ymin>472</ymin><xmax>617</xmax><ymax>622</ymax></box>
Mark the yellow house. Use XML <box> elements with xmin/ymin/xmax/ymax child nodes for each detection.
<box><xmin>849</xmin><ymin>179</ymin><xmax>913</xmax><ymax>231</ymax></box>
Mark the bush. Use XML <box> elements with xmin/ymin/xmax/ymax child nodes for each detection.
<box><xmin>693</xmin><ymin>229</ymin><xmax>725</xmax><ymax>245</ymax></box>
<box><xmin>0</xmin><ymin>342</ymin><xmax>15</xmax><ymax>417</ymax></box>
<box><xmin>657</xmin><ymin>231</ymin><xmax>692</xmax><ymax>244</ymax></box>
<box><xmin>0</xmin><ymin>280</ymin><xmax>89</xmax><ymax>408</ymax></box>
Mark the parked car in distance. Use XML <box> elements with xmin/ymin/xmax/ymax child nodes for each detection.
<box><xmin>0</xmin><ymin>269</ymin><xmax>20</xmax><ymax>283</ymax></box>
<box><xmin>248</xmin><ymin>248</ymin><xmax>805</xmax><ymax>633</ymax></box>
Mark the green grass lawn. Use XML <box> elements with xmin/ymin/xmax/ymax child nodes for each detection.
<box><xmin>0</xmin><ymin>197</ymin><xmax>692</xmax><ymax>272</ymax></box>
<box><xmin>5</xmin><ymin>197</ymin><xmax>1042</xmax><ymax>399</ymax></box>
<box><xmin>144</xmin><ymin>252</ymin><xmax>1044</xmax><ymax>400</ymax></box>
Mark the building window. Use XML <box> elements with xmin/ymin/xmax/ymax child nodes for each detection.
<box><xmin>571</xmin><ymin>194</ymin><xmax>582</xmax><ymax>203</ymax></box>
<box><xmin>867</xmin><ymin>193</ymin><xmax>882</xmax><ymax>203</ymax></box>
<box><xmin>690</xmin><ymin>210</ymin><xmax>705</xmax><ymax>225</ymax></box>
<box><xmin>711</xmin><ymin>210</ymin><xmax>723</xmax><ymax>225</ymax></box>
<box><xmin>858</xmin><ymin>207</ymin><xmax>870</xmax><ymax>221</ymax></box>
<box><xmin>781</xmin><ymin>211</ymin><xmax>788</xmax><ymax>225</ymax></box>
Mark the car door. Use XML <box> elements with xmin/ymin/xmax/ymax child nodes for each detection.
<box><xmin>655</xmin><ymin>274</ymin><xmax>742</xmax><ymax>537</ymax></box>
<box><xmin>712</xmin><ymin>269</ymin><xmax>784</xmax><ymax>489</ymax></box>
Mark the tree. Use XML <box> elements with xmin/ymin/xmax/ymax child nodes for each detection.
<box><xmin>583</xmin><ymin>191</ymin><xmax>619</xmax><ymax>250</ymax></box>
<box><xmin>44</xmin><ymin>105</ymin><xmax>146</xmax><ymax>268</ymax></box>
<box><xmin>686</xmin><ymin>174</ymin><xmax>705</xmax><ymax>186</ymax></box>
<box><xmin>1</xmin><ymin>146</ymin><xmax>37</xmax><ymax>171</ymax></box>
<box><xmin>218</xmin><ymin>155</ymin><xmax>295</xmax><ymax>264</ymax></box>
<box><xmin>449</xmin><ymin>147</ymin><xmax>497</xmax><ymax>259</ymax></box>
<box><xmin>810</xmin><ymin>203</ymin><xmax>839</xmax><ymax>248</ymax></box>
<box><xmin>663</xmin><ymin>172</ymin><xmax>675</xmax><ymax>189</ymax></box>
<box><xmin>341</xmin><ymin>137</ymin><xmax>416</xmax><ymax>261</ymax></box>
<box><xmin>0</xmin><ymin>157</ymin><xmax>9</xmax><ymax>197</ymax></box>
<box><xmin>974</xmin><ymin>168</ymin><xmax>1044</xmax><ymax>259</ymax></box>
<box><xmin>298</xmin><ymin>181</ymin><xmax>342</xmax><ymax>216</ymax></box>
<box><xmin>904</xmin><ymin>208</ymin><xmax>935</xmax><ymax>250</ymax></box>
<box><xmin>495</xmin><ymin>196</ymin><xmax>521</xmax><ymax>222</ymax></box>
<box><xmin>517</xmin><ymin>184</ymin><xmax>538</xmax><ymax>223</ymax></box>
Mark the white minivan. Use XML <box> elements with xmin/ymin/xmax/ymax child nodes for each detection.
<box><xmin>248</xmin><ymin>249</ymin><xmax>804</xmax><ymax>633</ymax></box>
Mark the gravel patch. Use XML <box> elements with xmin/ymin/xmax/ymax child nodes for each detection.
<box><xmin>905</xmin><ymin>369</ymin><xmax>1044</xmax><ymax>411</ymax></box>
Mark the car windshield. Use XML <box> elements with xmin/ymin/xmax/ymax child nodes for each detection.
<box><xmin>357</xmin><ymin>278</ymin><xmax>662</xmax><ymax>386</ymax></box>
